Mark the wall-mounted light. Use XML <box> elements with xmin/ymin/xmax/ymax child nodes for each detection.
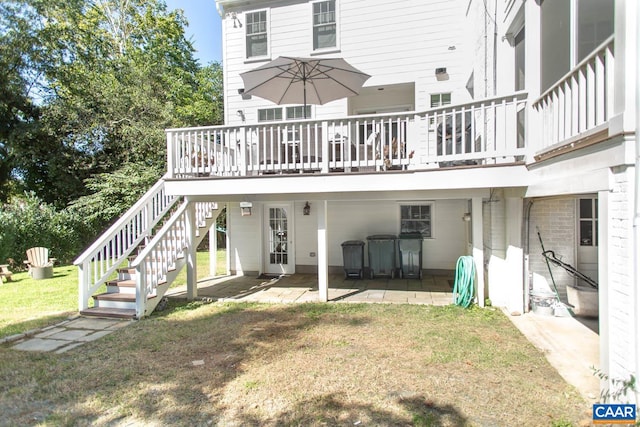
<box><xmin>303</xmin><ymin>202</ymin><xmax>311</xmax><ymax>215</ymax></box>
<box><xmin>238</xmin><ymin>88</ymin><xmax>251</xmax><ymax>100</ymax></box>
<box><xmin>435</xmin><ymin>67</ymin><xmax>449</xmax><ymax>81</ymax></box>
<box><xmin>240</xmin><ymin>201</ymin><xmax>252</xmax><ymax>216</ymax></box>
<box><xmin>462</xmin><ymin>212</ymin><xmax>471</xmax><ymax>222</ymax></box>
<box><xmin>236</xmin><ymin>110</ymin><xmax>245</xmax><ymax>122</ymax></box>
<box><xmin>227</xmin><ymin>12</ymin><xmax>242</xmax><ymax>28</ymax></box>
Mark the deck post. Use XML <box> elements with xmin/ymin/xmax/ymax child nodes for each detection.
<box><xmin>209</xmin><ymin>222</ymin><xmax>217</xmax><ymax>277</ymax></box>
<box><xmin>186</xmin><ymin>199</ymin><xmax>197</xmax><ymax>300</ymax></box>
<box><xmin>472</xmin><ymin>197</ymin><xmax>485</xmax><ymax>307</ymax></box>
<box><xmin>317</xmin><ymin>200</ymin><xmax>329</xmax><ymax>302</ymax></box>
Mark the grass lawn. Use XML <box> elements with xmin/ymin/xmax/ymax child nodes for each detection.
<box><xmin>0</xmin><ymin>300</ymin><xmax>591</xmax><ymax>426</ymax></box>
<box><xmin>0</xmin><ymin>250</ymin><xmax>227</xmax><ymax>339</ymax></box>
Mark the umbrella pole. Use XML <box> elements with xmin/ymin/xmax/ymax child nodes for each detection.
<box><xmin>303</xmin><ymin>78</ymin><xmax>307</xmax><ymax>119</ymax></box>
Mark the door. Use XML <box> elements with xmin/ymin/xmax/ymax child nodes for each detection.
<box><xmin>577</xmin><ymin>198</ymin><xmax>598</xmax><ymax>286</ymax></box>
<box><xmin>264</xmin><ymin>203</ymin><xmax>295</xmax><ymax>275</ymax></box>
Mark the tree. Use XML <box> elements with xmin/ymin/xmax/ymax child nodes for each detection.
<box><xmin>1</xmin><ymin>0</ymin><xmax>222</xmax><ymax>210</ymax></box>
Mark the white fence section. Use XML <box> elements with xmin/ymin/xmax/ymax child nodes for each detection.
<box><xmin>74</xmin><ymin>180</ymin><xmax>177</xmax><ymax>311</ymax></box>
<box><xmin>166</xmin><ymin>93</ymin><xmax>529</xmax><ymax>178</ymax></box>
<box><xmin>130</xmin><ymin>200</ymin><xmax>217</xmax><ymax>317</ymax></box>
<box><xmin>532</xmin><ymin>36</ymin><xmax>614</xmax><ymax>150</ymax></box>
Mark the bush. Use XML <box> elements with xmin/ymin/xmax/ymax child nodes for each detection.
<box><xmin>0</xmin><ymin>193</ymin><xmax>88</xmax><ymax>266</ymax></box>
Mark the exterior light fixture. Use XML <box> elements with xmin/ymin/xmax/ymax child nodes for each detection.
<box><xmin>303</xmin><ymin>202</ymin><xmax>311</xmax><ymax>215</ymax></box>
<box><xmin>462</xmin><ymin>213</ymin><xmax>471</xmax><ymax>222</ymax></box>
<box><xmin>240</xmin><ymin>202</ymin><xmax>252</xmax><ymax>216</ymax></box>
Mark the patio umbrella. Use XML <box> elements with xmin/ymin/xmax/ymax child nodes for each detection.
<box><xmin>240</xmin><ymin>56</ymin><xmax>370</xmax><ymax>118</ymax></box>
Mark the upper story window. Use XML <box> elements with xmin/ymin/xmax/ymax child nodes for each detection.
<box><xmin>258</xmin><ymin>108</ymin><xmax>282</xmax><ymax>122</ymax></box>
<box><xmin>430</xmin><ymin>93</ymin><xmax>451</xmax><ymax>108</ymax></box>
<box><xmin>312</xmin><ymin>0</ymin><xmax>337</xmax><ymax>51</ymax></box>
<box><xmin>286</xmin><ymin>106</ymin><xmax>312</xmax><ymax>120</ymax></box>
<box><xmin>246</xmin><ymin>10</ymin><xmax>269</xmax><ymax>59</ymax></box>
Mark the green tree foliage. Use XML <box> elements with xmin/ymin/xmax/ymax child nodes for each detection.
<box><xmin>0</xmin><ymin>193</ymin><xmax>87</xmax><ymax>265</ymax></box>
<box><xmin>1</xmin><ymin>0</ymin><xmax>224</xmax><ymax>209</ymax></box>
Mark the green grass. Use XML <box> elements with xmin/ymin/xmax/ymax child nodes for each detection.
<box><xmin>0</xmin><ymin>250</ymin><xmax>227</xmax><ymax>339</ymax></box>
<box><xmin>0</xmin><ymin>301</ymin><xmax>591</xmax><ymax>426</ymax></box>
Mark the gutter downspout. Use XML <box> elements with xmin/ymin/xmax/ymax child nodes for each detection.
<box><xmin>634</xmin><ymin>0</ymin><xmax>640</xmax><ymax>405</ymax></box>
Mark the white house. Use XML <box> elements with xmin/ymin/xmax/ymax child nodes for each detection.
<box><xmin>74</xmin><ymin>0</ymin><xmax>639</xmax><ymax>403</ymax></box>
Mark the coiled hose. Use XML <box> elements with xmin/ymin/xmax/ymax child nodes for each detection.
<box><xmin>453</xmin><ymin>256</ymin><xmax>476</xmax><ymax>308</ymax></box>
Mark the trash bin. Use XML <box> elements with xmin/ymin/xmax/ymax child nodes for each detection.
<box><xmin>367</xmin><ymin>235</ymin><xmax>397</xmax><ymax>278</ymax></box>
<box><xmin>398</xmin><ymin>232</ymin><xmax>423</xmax><ymax>279</ymax></box>
<box><xmin>341</xmin><ymin>240</ymin><xmax>365</xmax><ymax>279</ymax></box>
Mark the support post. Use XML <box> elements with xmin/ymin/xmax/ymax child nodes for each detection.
<box><xmin>209</xmin><ymin>222</ymin><xmax>217</xmax><ymax>277</ymax></box>
<box><xmin>186</xmin><ymin>200</ymin><xmax>197</xmax><ymax>300</ymax></box>
<box><xmin>317</xmin><ymin>200</ymin><xmax>329</xmax><ymax>302</ymax></box>
<box><xmin>472</xmin><ymin>197</ymin><xmax>485</xmax><ymax>307</ymax></box>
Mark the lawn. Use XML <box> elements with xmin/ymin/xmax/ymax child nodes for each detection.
<box><xmin>0</xmin><ymin>300</ymin><xmax>591</xmax><ymax>426</ymax></box>
<box><xmin>0</xmin><ymin>250</ymin><xmax>227</xmax><ymax>339</ymax></box>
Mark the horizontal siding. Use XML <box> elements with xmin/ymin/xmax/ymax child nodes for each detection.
<box><xmin>222</xmin><ymin>0</ymin><xmax>472</xmax><ymax>125</ymax></box>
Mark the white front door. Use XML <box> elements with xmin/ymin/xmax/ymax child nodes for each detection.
<box><xmin>577</xmin><ymin>197</ymin><xmax>598</xmax><ymax>286</ymax></box>
<box><xmin>264</xmin><ymin>203</ymin><xmax>295</xmax><ymax>275</ymax></box>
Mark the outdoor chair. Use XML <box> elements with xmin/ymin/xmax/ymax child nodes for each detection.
<box><xmin>24</xmin><ymin>247</ymin><xmax>56</xmax><ymax>280</ymax></box>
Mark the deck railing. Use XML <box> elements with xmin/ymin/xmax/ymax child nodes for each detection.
<box><xmin>532</xmin><ymin>36</ymin><xmax>614</xmax><ymax>150</ymax></box>
<box><xmin>74</xmin><ymin>179</ymin><xmax>177</xmax><ymax>311</ymax></box>
<box><xmin>130</xmin><ymin>200</ymin><xmax>218</xmax><ymax>317</ymax></box>
<box><xmin>166</xmin><ymin>92</ymin><xmax>528</xmax><ymax>178</ymax></box>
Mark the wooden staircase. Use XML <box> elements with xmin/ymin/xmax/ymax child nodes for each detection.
<box><xmin>78</xmin><ymin>199</ymin><xmax>219</xmax><ymax>319</ymax></box>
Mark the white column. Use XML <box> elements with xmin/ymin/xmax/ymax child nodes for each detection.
<box><xmin>209</xmin><ymin>222</ymin><xmax>217</xmax><ymax>277</ymax></box>
<box><xmin>598</xmin><ymin>189</ymin><xmax>610</xmax><ymax>394</ymax></box>
<box><xmin>186</xmin><ymin>200</ymin><xmax>197</xmax><ymax>300</ymax></box>
<box><xmin>317</xmin><ymin>200</ymin><xmax>329</xmax><ymax>302</ymax></box>
<box><xmin>225</xmin><ymin>203</ymin><xmax>231</xmax><ymax>275</ymax></box>
<box><xmin>505</xmin><ymin>195</ymin><xmax>524</xmax><ymax>314</ymax></box>
<box><xmin>472</xmin><ymin>197</ymin><xmax>485</xmax><ymax>307</ymax></box>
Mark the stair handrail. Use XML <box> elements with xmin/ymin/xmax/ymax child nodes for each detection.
<box><xmin>75</xmin><ymin>178</ymin><xmax>178</xmax><ymax>310</ymax></box>
<box><xmin>130</xmin><ymin>200</ymin><xmax>218</xmax><ymax>316</ymax></box>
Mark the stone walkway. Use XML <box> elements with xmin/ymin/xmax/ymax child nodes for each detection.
<box><xmin>7</xmin><ymin>316</ymin><xmax>132</xmax><ymax>354</ymax></box>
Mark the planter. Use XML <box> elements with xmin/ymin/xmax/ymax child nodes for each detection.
<box><xmin>530</xmin><ymin>290</ymin><xmax>557</xmax><ymax>316</ymax></box>
<box><xmin>31</xmin><ymin>266</ymin><xmax>53</xmax><ymax>280</ymax></box>
<box><xmin>567</xmin><ymin>285</ymin><xmax>598</xmax><ymax>318</ymax></box>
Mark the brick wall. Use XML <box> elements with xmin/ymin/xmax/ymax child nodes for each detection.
<box><xmin>527</xmin><ymin>197</ymin><xmax>576</xmax><ymax>302</ymax></box>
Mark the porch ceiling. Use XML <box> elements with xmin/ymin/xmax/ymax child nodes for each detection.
<box><xmin>164</xmin><ymin>165</ymin><xmax>530</xmax><ymax>200</ymax></box>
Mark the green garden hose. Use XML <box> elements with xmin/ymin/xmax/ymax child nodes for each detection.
<box><xmin>453</xmin><ymin>256</ymin><xmax>476</xmax><ymax>308</ymax></box>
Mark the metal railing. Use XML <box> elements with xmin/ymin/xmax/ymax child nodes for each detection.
<box><xmin>74</xmin><ymin>179</ymin><xmax>177</xmax><ymax>311</ymax></box>
<box><xmin>532</xmin><ymin>36</ymin><xmax>614</xmax><ymax>149</ymax></box>
<box><xmin>166</xmin><ymin>92</ymin><xmax>529</xmax><ymax>178</ymax></box>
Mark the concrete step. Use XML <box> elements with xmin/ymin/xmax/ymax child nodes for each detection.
<box><xmin>80</xmin><ymin>307</ymin><xmax>137</xmax><ymax>319</ymax></box>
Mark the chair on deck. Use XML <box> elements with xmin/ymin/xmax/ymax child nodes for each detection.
<box><xmin>24</xmin><ymin>247</ymin><xmax>56</xmax><ymax>280</ymax></box>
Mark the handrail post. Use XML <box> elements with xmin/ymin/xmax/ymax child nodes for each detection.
<box><xmin>185</xmin><ymin>199</ymin><xmax>197</xmax><ymax>300</ymax></box>
<box><xmin>321</xmin><ymin>121</ymin><xmax>329</xmax><ymax>173</ymax></box>
<box><xmin>78</xmin><ymin>263</ymin><xmax>89</xmax><ymax>311</ymax></box>
<box><xmin>136</xmin><ymin>262</ymin><xmax>145</xmax><ymax>318</ymax></box>
<box><xmin>166</xmin><ymin>131</ymin><xmax>174</xmax><ymax>179</ymax></box>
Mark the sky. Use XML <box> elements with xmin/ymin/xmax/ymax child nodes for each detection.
<box><xmin>164</xmin><ymin>0</ymin><xmax>223</xmax><ymax>65</ymax></box>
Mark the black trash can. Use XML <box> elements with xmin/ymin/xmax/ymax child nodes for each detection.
<box><xmin>341</xmin><ymin>240</ymin><xmax>365</xmax><ymax>279</ymax></box>
<box><xmin>398</xmin><ymin>232</ymin><xmax>423</xmax><ymax>279</ymax></box>
<box><xmin>367</xmin><ymin>235</ymin><xmax>397</xmax><ymax>278</ymax></box>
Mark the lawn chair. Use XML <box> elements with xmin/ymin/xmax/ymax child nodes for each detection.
<box><xmin>24</xmin><ymin>247</ymin><xmax>56</xmax><ymax>280</ymax></box>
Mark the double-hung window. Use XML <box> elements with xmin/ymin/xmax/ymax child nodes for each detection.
<box><xmin>246</xmin><ymin>10</ymin><xmax>269</xmax><ymax>59</ymax></box>
<box><xmin>258</xmin><ymin>108</ymin><xmax>282</xmax><ymax>122</ymax></box>
<box><xmin>400</xmin><ymin>204</ymin><xmax>433</xmax><ymax>238</ymax></box>
<box><xmin>312</xmin><ymin>0</ymin><xmax>337</xmax><ymax>51</ymax></box>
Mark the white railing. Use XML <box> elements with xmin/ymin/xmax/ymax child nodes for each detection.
<box><xmin>74</xmin><ymin>179</ymin><xmax>177</xmax><ymax>311</ymax></box>
<box><xmin>131</xmin><ymin>200</ymin><xmax>217</xmax><ymax>317</ymax></box>
<box><xmin>166</xmin><ymin>92</ymin><xmax>528</xmax><ymax>178</ymax></box>
<box><xmin>532</xmin><ymin>36</ymin><xmax>614</xmax><ymax>150</ymax></box>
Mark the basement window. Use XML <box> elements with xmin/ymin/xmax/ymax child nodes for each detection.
<box><xmin>400</xmin><ymin>204</ymin><xmax>433</xmax><ymax>238</ymax></box>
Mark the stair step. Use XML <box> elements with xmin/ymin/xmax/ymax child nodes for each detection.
<box><xmin>80</xmin><ymin>307</ymin><xmax>136</xmax><ymax>319</ymax></box>
<box><xmin>94</xmin><ymin>292</ymin><xmax>136</xmax><ymax>302</ymax></box>
<box><xmin>117</xmin><ymin>267</ymin><xmax>136</xmax><ymax>274</ymax></box>
<box><xmin>108</xmin><ymin>279</ymin><xmax>136</xmax><ymax>288</ymax></box>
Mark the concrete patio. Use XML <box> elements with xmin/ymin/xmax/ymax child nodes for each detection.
<box><xmin>165</xmin><ymin>272</ymin><xmax>456</xmax><ymax>305</ymax></box>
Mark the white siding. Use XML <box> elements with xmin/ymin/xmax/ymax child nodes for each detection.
<box><xmin>221</xmin><ymin>0</ymin><xmax>472</xmax><ymax>126</ymax></box>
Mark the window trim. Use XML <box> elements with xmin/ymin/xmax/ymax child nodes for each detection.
<box><xmin>245</xmin><ymin>8</ymin><xmax>271</xmax><ymax>62</ymax></box>
<box><xmin>398</xmin><ymin>202</ymin><xmax>434</xmax><ymax>239</ymax></box>
<box><xmin>310</xmin><ymin>0</ymin><xmax>340</xmax><ymax>54</ymax></box>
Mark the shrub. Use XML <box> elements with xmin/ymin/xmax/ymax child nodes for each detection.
<box><xmin>0</xmin><ymin>193</ymin><xmax>87</xmax><ymax>266</ymax></box>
